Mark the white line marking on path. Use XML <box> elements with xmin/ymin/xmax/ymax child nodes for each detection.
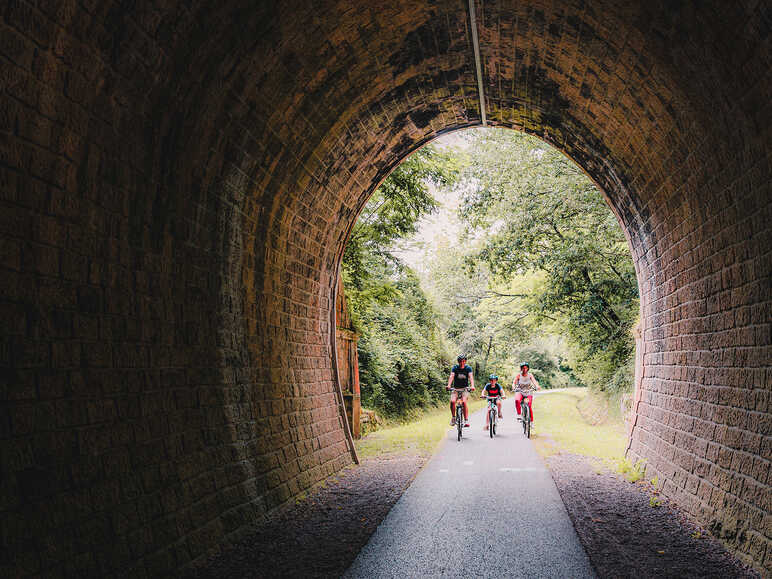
<box><xmin>463</xmin><ymin>460</ymin><xmax>474</xmax><ymax>466</ymax></box>
<box><xmin>499</xmin><ymin>467</ymin><xmax>546</xmax><ymax>472</ymax></box>
<box><xmin>439</xmin><ymin>469</ymin><xmax>449</xmax><ymax>473</ymax></box>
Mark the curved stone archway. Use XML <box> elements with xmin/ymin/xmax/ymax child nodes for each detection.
<box><xmin>0</xmin><ymin>1</ymin><xmax>768</xmax><ymax>575</ymax></box>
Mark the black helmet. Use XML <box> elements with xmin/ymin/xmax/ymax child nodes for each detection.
<box><xmin>457</xmin><ymin>354</ymin><xmax>467</xmax><ymax>362</ymax></box>
<box><xmin>489</xmin><ymin>374</ymin><xmax>498</xmax><ymax>380</ymax></box>
<box><xmin>519</xmin><ymin>362</ymin><xmax>529</xmax><ymax>369</ymax></box>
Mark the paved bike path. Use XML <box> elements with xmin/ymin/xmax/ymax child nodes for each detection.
<box><xmin>344</xmin><ymin>406</ymin><xmax>596</xmax><ymax>578</ymax></box>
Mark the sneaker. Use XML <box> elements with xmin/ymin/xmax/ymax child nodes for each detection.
<box><xmin>484</xmin><ymin>424</ymin><xmax>489</xmax><ymax>430</ymax></box>
<box><xmin>498</xmin><ymin>413</ymin><xmax>503</xmax><ymax>419</ymax></box>
<box><xmin>464</xmin><ymin>422</ymin><xmax>470</xmax><ymax>427</ymax></box>
<box><xmin>450</xmin><ymin>417</ymin><xmax>456</xmax><ymax>426</ymax></box>
<box><xmin>517</xmin><ymin>416</ymin><xmax>522</xmax><ymax>422</ymax></box>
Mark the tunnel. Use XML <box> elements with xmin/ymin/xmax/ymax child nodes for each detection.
<box><xmin>0</xmin><ymin>0</ymin><xmax>769</xmax><ymax>575</ymax></box>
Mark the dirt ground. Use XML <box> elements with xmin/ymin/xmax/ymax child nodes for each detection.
<box><xmin>186</xmin><ymin>452</ymin><xmax>759</xmax><ymax>578</ymax></box>
<box><xmin>184</xmin><ymin>455</ymin><xmax>427</xmax><ymax>578</ymax></box>
<box><xmin>547</xmin><ymin>453</ymin><xmax>760</xmax><ymax>579</ymax></box>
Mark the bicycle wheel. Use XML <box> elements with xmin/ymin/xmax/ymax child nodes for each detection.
<box><xmin>524</xmin><ymin>404</ymin><xmax>531</xmax><ymax>439</ymax></box>
<box><xmin>522</xmin><ymin>404</ymin><xmax>528</xmax><ymax>435</ymax></box>
<box><xmin>525</xmin><ymin>416</ymin><xmax>531</xmax><ymax>438</ymax></box>
<box><xmin>489</xmin><ymin>408</ymin><xmax>495</xmax><ymax>438</ymax></box>
<box><xmin>457</xmin><ymin>407</ymin><xmax>463</xmax><ymax>441</ymax></box>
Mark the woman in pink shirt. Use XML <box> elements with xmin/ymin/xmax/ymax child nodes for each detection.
<box><xmin>512</xmin><ymin>362</ymin><xmax>540</xmax><ymax>421</ymax></box>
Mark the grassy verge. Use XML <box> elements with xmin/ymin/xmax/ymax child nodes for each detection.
<box><xmin>530</xmin><ymin>387</ymin><xmax>628</xmax><ymax>463</ymax></box>
<box><xmin>355</xmin><ymin>398</ymin><xmax>486</xmax><ymax>459</ymax></box>
<box><xmin>354</xmin><ymin>388</ymin><xmax>630</xmax><ymax>469</ymax></box>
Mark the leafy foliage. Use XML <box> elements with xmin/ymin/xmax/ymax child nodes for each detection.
<box><xmin>342</xmin><ymin>146</ymin><xmax>459</xmax><ymax>416</ymax></box>
<box><xmin>423</xmin><ymin>244</ymin><xmax>531</xmax><ymax>383</ymax></box>
<box><xmin>344</xmin><ymin>146</ymin><xmax>457</xmax><ymax>296</ymax></box>
<box><xmin>342</xmin><ymin>129</ymin><xmax>638</xmax><ymax>419</ymax></box>
<box><xmin>456</xmin><ymin>129</ymin><xmax>638</xmax><ymax>390</ymax></box>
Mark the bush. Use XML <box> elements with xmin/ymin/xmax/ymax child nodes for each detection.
<box><xmin>507</xmin><ymin>341</ymin><xmax>584</xmax><ymax>390</ymax></box>
<box><xmin>355</xmin><ymin>269</ymin><xmax>451</xmax><ymax>418</ymax></box>
<box><xmin>606</xmin><ymin>355</ymin><xmax>635</xmax><ymax>394</ymax></box>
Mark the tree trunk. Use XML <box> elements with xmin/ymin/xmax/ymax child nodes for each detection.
<box><xmin>483</xmin><ymin>335</ymin><xmax>493</xmax><ymax>375</ymax></box>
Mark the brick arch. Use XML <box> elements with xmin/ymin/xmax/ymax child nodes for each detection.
<box><xmin>0</xmin><ymin>0</ymin><xmax>768</xmax><ymax>575</ymax></box>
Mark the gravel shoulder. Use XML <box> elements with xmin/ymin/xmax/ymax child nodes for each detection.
<box><xmin>184</xmin><ymin>454</ymin><xmax>427</xmax><ymax>578</ymax></box>
<box><xmin>546</xmin><ymin>452</ymin><xmax>760</xmax><ymax>579</ymax></box>
<box><xmin>185</xmin><ymin>441</ymin><xmax>760</xmax><ymax>579</ymax></box>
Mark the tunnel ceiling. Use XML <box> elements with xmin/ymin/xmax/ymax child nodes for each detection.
<box><xmin>0</xmin><ymin>0</ymin><xmax>769</xmax><ymax>576</ymax></box>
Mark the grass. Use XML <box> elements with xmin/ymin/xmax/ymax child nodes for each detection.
<box><xmin>355</xmin><ymin>387</ymin><xmax>633</xmax><ymax>471</ymax></box>
<box><xmin>617</xmin><ymin>457</ymin><xmax>647</xmax><ymax>482</ymax></box>
<box><xmin>530</xmin><ymin>387</ymin><xmax>628</xmax><ymax>463</ymax></box>
<box><xmin>532</xmin><ymin>388</ymin><xmax>656</xmax><ymax>482</ymax></box>
<box><xmin>355</xmin><ymin>398</ymin><xmax>486</xmax><ymax>458</ymax></box>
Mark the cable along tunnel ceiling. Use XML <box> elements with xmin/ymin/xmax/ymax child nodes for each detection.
<box><xmin>0</xmin><ymin>0</ymin><xmax>769</xmax><ymax>576</ymax></box>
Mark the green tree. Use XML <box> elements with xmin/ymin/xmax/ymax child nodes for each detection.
<box><xmin>343</xmin><ymin>146</ymin><xmax>458</xmax><ymax>298</ymax></box>
<box><xmin>423</xmin><ymin>242</ymin><xmax>531</xmax><ymax>380</ymax></box>
<box><xmin>342</xmin><ymin>145</ymin><xmax>460</xmax><ymax>416</ymax></box>
<box><xmin>457</xmin><ymin>129</ymin><xmax>639</xmax><ymax>390</ymax></box>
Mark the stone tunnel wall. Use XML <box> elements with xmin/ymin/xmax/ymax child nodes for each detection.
<box><xmin>0</xmin><ymin>0</ymin><xmax>769</xmax><ymax>576</ymax></box>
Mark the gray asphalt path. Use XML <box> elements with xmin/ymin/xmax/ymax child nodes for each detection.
<box><xmin>344</xmin><ymin>405</ymin><xmax>595</xmax><ymax>578</ymax></box>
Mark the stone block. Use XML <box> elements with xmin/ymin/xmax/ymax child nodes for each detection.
<box><xmin>0</xmin><ymin>0</ymin><xmax>770</xmax><ymax>574</ymax></box>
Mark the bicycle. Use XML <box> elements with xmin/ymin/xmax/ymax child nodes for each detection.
<box><xmin>448</xmin><ymin>387</ymin><xmax>470</xmax><ymax>441</ymax></box>
<box><xmin>484</xmin><ymin>395</ymin><xmax>504</xmax><ymax>438</ymax></box>
<box><xmin>515</xmin><ymin>388</ymin><xmax>533</xmax><ymax>439</ymax></box>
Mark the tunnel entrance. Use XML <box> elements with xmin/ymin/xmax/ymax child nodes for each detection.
<box><xmin>0</xmin><ymin>1</ymin><xmax>768</xmax><ymax>575</ymax></box>
<box><xmin>337</xmin><ymin>126</ymin><xmax>641</xmax><ymax>448</ymax></box>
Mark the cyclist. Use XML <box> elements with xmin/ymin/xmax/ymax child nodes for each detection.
<box><xmin>481</xmin><ymin>374</ymin><xmax>505</xmax><ymax>430</ymax></box>
<box><xmin>512</xmin><ymin>362</ymin><xmax>540</xmax><ymax>422</ymax></box>
<box><xmin>447</xmin><ymin>355</ymin><xmax>474</xmax><ymax>427</ymax></box>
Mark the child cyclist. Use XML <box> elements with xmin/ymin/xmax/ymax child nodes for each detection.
<box><xmin>512</xmin><ymin>362</ymin><xmax>540</xmax><ymax>422</ymax></box>
<box><xmin>480</xmin><ymin>374</ymin><xmax>505</xmax><ymax>430</ymax></box>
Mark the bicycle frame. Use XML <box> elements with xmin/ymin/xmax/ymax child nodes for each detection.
<box><xmin>515</xmin><ymin>389</ymin><xmax>533</xmax><ymax>438</ymax></box>
<box><xmin>452</xmin><ymin>387</ymin><xmax>469</xmax><ymax>441</ymax></box>
<box><xmin>486</xmin><ymin>395</ymin><xmax>501</xmax><ymax>437</ymax></box>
